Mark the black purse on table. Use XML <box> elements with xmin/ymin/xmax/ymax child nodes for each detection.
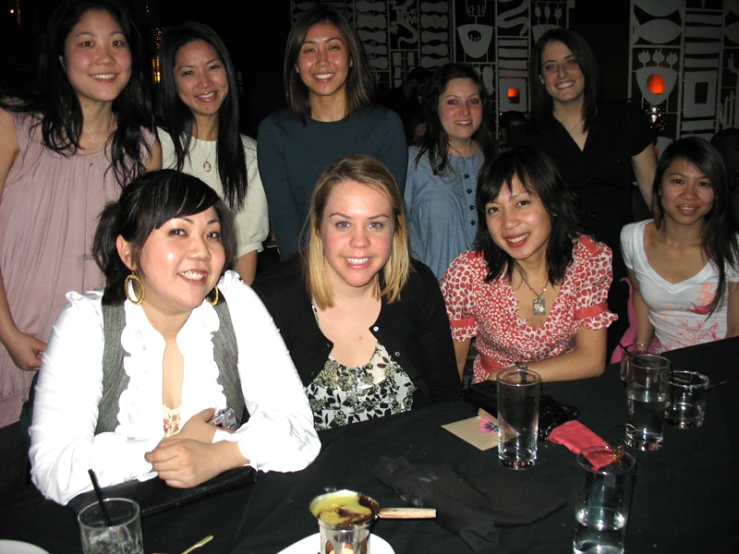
<box><xmin>461</xmin><ymin>380</ymin><xmax>579</xmax><ymax>439</ymax></box>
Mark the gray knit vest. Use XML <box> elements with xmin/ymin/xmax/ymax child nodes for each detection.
<box><xmin>95</xmin><ymin>299</ymin><xmax>243</xmax><ymax>434</ymax></box>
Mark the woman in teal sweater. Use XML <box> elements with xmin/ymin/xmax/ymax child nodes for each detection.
<box><xmin>257</xmin><ymin>5</ymin><xmax>406</xmax><ymax>259</ymax></box>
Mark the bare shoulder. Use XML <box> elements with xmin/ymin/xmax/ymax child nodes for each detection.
<box><xmin>0</xmin><ymin>107</ymin><xmax>20</xmax><ymax>195</ymax></box>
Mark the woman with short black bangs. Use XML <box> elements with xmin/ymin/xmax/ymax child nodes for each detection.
<box><xmin>258</xmin><ymin>5</ymin><xmax>407</xmax><ymax>260</ymax></box>
<box><xmin>441</xmin><ymin>146</ymin><xmax>616</xmax><ymax>383</ymax></box>
<box><xmin>0</xmin><ymin>0</ymin><xmax>160</xmax><ymax>438</ymax></box>
<box><xmin>158</xmin><ymin>22</ymin><xmax>268</xmax><ymax>284</ymax></box>
<box><xmin>29</xmin><ymin>170</ymin><xmax>318</xmax><ymax>506</ymax></box>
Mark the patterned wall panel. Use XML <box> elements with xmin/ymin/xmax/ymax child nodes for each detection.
<box><xmin>629</xmin><ymin>0</ymin><xmax>734</xmax><ymax>146</ymax></box>
<box><xmin>290</xmin><ymin>0</ymin><xmax>574</xmax><ymax>123</ymax></box>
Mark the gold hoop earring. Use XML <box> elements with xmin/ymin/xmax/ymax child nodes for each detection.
<box><xmin>124</xmin><ymin>272</ymin><xmax>145</xmax><ymax>305</ymax></box>
<box><xmin>207</xmin><ymin>286</ymin><xmax>219</xmax><ymax>306</ymax></box>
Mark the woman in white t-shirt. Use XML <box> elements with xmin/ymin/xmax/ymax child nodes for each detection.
<box><xmin>621</xmin><ymin>137</ymin><xmax>739</xmax><ymax>351</ymax></box>
<box><xmin>158</xmin><ymin>22</ymin><xmax>268</xmax><ymax>284</ymax></box>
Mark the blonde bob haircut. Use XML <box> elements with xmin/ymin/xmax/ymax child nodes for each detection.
<box><xmin>303</xmin><ymin>155</ymin><xmax>411</xmax><ymax>309</ymax></box>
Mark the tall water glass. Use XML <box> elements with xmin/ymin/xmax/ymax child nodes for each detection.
<box><xmin>78</xmin><ymin>498</ymin><xmax>143</xmax><ymax>554</ymax></box>
<box><xmin>625</xmin><ymin>354</ymin><xmax>670</xmax><ymax>451</ymax></box>
<box><xmin>619</xmin><ymin>343</ymin><xmax>661</xmax><ymax>382</ymax></box>
<box><xmin>573</xmin><ymin>446</ymin><xmax>635</xmax><ymax>554</ymax></box>
<box><xmin>497</xmin><ymin>368</ymin><xmax>541</xmax><ymax>469</ymax></box>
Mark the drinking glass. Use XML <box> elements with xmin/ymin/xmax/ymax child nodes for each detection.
<box><xmin>573</xmin><ymin>446</ymin><xmax>635</xmax><ymax>554</ymax></box>
<box><xmin>664</xmin><ymin>370</ymin><xmax>709</xmax><ymax>428</ymax></box>
<box><xmin>625</xmin><ymin>354</ymin><xmax>670</xmax><ymax>451</ymax></box>
<box><xmin>310</xmin><ymin>490</ymin><xmax>374</xmax><ymax>554</ymax></box>
<box><xmin>619</xmin><ymin>343</ymin><xmax>660</xmax><ymax>382</ymax></box>
<box><xmin>78</xmin><ymin>498</ymin><xmax>143</xmax><ymax>554</ymax></box>
<box><xmin>497</xmin><ymin>368</ymin><xmax>541</xmax><ymax>469</ymax></box>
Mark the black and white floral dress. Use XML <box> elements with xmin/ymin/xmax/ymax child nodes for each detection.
<box><xmin>307</xmin><ymin>305</ymin><xmax>416</xmax><ymax>431</ymax></box>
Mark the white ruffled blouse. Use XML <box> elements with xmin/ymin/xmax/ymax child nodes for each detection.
<box><xmin>29</xmin><ymin>271</ymin><xmax>320</xmax><ymax>505</ymax></box>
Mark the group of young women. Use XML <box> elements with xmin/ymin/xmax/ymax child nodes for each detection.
<box><xmin>1</xmin><ymin>0</ymin><xmax>736</xmax><ymax>507</ymax></box>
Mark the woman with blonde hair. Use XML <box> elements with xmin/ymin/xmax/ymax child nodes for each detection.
<box><xmin>253</xmin><ymin>155</ymin><xmax>460</xmax><ymax>430</ymax></box>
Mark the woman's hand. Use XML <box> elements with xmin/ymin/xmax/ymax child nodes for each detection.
<box><xmin>176</xmin><ymin>408</ymin><xmax>219</xmax><ymax>443</ymax></box>
<box><xmin>2</xmin><ymin>329</ymin><xmax>46</xmax><ymax>371</ymax></box>
<box><xmin>145</xmin><ymin>438</ymin><xmax>225</xmax><ymax>488</ymax></box>
<box><xmin>487</xmin><ymin>366</ymin><xmax>515</xmax><ymax>382</ymax></box>
<box><xmin>145</xmin><ymin>438</ymin><xmax>247</xmax><ymax>488</ymax></box>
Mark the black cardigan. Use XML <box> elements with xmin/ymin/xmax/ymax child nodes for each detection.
<box><xmin>252</xmin><ymin>258</ymin><xmax>461</xmax><ymax>406</ymax></box>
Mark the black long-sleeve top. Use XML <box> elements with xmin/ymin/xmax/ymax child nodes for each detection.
<box><xmin>252</xmin><ymin>258</ymin><xmax>462</xmax><ymax>407</ymax></box>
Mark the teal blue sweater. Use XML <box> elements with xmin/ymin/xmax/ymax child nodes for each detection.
<box><xmin>257</xmin><ymin>106</ymin><xmax>407</xmax><ymax>259</ymax></box>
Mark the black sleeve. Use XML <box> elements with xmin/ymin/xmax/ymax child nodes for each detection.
<box><xmin>409</xmin><ymin>263</ymin><xmax>462</xmax><ymax>402</ymax></box>
<box><xmin>623</xmin><ymin>102</ymin><xmax>654</xmax><ymax>156</ymax></box>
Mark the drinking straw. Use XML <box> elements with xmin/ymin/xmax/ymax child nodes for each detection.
<box><xmin>88</xmin><ymin>469</ymin><xmax>112</xmax><ymax>526</ymax></box>
<box><xmin>618</xmin><ymin>342</ymin><xmax>632</xmax><ymax>357</ymax></box>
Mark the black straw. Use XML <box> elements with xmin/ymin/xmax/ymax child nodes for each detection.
<box><xmin>88</xmin><ymin>469</ymin><xmax>112</xmax><ymax>526</ymax></box>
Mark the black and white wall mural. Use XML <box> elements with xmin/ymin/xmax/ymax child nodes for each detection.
<box><xmin>290</xmin><ymin>0</ymin><xmax>574</xmax><ymax>123</ymax></box>
<box><xmin>291</xmin><ymin>1</ymin><xmax>735</xmax><ymax>141</ymax></box>
<box><xmin>630</xmin><ymin>0</ymin><xmax>738</xmax><ymax>148</ymax></box>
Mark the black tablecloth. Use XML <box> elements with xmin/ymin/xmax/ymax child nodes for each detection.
<box><xmin>2</xmin><ymin>337</ymin><xmax>738</xmax><ymax>553</ymax></box>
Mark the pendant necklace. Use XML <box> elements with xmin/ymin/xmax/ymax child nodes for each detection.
<box><xmin>196</xmin><ymin>139</ymin><xmax>215</xmax><ymax>172</ymax></box>
<box><xmin>518</xmin><ymin>270</ymin><xmax>548</xmax><ymax>316</ymax></box>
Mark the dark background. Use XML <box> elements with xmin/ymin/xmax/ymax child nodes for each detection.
<box><xmin>0</xmin><ymin>0</ymin><xmax>630</xmax><ymax>136</ymax></box>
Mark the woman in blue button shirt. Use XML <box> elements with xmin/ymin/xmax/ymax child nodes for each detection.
<box><xmin>405</xmin><ymin>63</ymin><xmax>497</xmax><ymax>279</ymax></box>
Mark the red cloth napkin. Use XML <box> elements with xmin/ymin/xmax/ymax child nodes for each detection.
<box><xmin>547</xmin><ymin>420</ymin><xmax>612</xmax><ymax>469</ymax></box>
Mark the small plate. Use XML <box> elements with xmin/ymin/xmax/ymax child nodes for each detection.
<box><xmin>0</xmin><ymin>541</ymin><xmax>50</xmax><ymax>554</ymax></box>
<box><xmin>276</xmin><ymin>533</ymin><xmax>394</xmax><ymax>554</ymax></box>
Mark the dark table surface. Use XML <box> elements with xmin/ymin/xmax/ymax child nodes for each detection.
<box><xmin>2</xmin><ymin>337</ymin><xmax>737</xmax><ymax>553</ymax></box>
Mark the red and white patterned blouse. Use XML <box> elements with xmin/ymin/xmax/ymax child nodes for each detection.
<box><xmin>440</xmin><ymin>235</ymin><xmax>617</xmax><ymax>383</ymax></box>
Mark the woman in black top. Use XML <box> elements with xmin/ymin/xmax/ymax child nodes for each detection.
<box><xmin>253</xmin><ymin>155</ymin><xmax>460</xmax><ymax>431</ymax></box>
<box><xmin>522</xmin><ymin>28</ymin><xmax>657</xmax><ymax>353</ymax></box>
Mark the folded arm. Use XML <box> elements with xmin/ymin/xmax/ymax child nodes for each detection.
<box><xmin>28</xmin><ymin>294</ymin><xmax>159</xmax><ymax>505</ymax></box>
<box><xmin>213</xmin><ymin>275</ymin><xmax>320</xmax><ymax>472</ymax></box>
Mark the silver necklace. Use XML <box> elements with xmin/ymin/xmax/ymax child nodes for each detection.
<box><xmin>196</xmin><ymin>139</ymin><xmax>215</xmax><ymax>172</ymax></box>
<box><xmin>518</xmin><ymin>270</ymin><xmax>548</xmax><ymax>316</ymax></box>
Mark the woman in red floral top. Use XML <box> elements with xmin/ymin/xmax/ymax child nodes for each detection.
<box><xmin>440</xmin><ymin>146</ymin><xmax>617</xmax><ymax>383</ymax></box>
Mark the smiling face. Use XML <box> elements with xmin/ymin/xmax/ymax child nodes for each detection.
<box><xmin>119</xmin><ymin>207</ymin><xmax>226</xmax><ymax>322</ymax></box>
<box><xmin>62</xmin><ymin>9</ymin><xmax>132</xmax><ymax>109</ymax></box>
<box><xmin>539</xmin><ymin>40</ymin><xmax>585</xmax><ymax>107</ymax></box>
<box><xmin>659</xmin><ymin>158</ymin><xmax>715</xmax><ymax>228</ymax></box>
<box><xmin>319</xmin><ymin>179</ymin><xmax>395</xmax><ymax>294</ymax></box>
<box><xmin>296</xmin><ymin>22</ymin><xmax>350</xmax><ymax>102</ymax></box>
<box><xmin>438</xmin><ymin>77</ymin><xmax>483</xmax><ymax>149</ymax></box>
<box><xmin>485</xmin><ymin>174</ymin><xmax>553</xmax><ymax>268</ymax></box>
<box><xmin>174</xmin><ymin>39</ymin><xmax>229</xmax><ymax>125</ymax></box>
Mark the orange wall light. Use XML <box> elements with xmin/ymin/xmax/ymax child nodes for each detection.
<box><xmin>647</xmin><ymin>74</ymin><xmax>665</xmax><ymax>95</ymax></box>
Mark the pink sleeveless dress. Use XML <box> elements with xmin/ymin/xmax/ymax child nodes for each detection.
<box><xmin>0</xmin><ymin>112</ymin><xmax>151</xmax><ymax>426</ymax></box>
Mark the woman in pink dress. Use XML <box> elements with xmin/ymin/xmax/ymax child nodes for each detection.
<box><xmin>440</xmin><ymin>146</ymin><xmax>616</xmax><ymax>383</ymax></box>
<box><xmin>0</xmin><ymin>0</ymin><xmax>160</xmax><ymax>485</ymax></box>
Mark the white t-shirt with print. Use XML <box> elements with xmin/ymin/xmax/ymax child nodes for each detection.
<box><xmin>621</xmin><ymin>219</ymin><xmax>739</xmax><ymax>351</ymax></box>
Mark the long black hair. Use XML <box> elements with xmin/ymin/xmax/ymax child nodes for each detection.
<box><xmin>528</xmin><ymin>28</ymin><xmax>602</xmax><ymax>133</ymax></box>
<box><xmin>1</xmin><ymin>0</ymin><xmax>154</xmax><ymax>186</ymax></box>
<box><xmin>475</xmin><ymin>146</ymin><xmax>581</xmax><ymax>284</ymax></box>
<box><xmin>415</xmin><ymin>63</ymin><xmax>497</xmax><ymax>174</ymax></box>
<box><xmin>284</xmin><ymin>5</ymin><xmax>375</xmax><ymax>122</ymax></box>
<box><xmin>158</xmin><ymin>22</ymin><xmax>247</xmax><ymax>211</ymax></box>
<box><xmin>653</xmin><ymin>137</ymin><xmax>739</xmax><ymax>314</ymax></box>
<box><xmin>93</xmin><ymin>169</ymin><xmax>235</xmax><ymax>304</ymax></box>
